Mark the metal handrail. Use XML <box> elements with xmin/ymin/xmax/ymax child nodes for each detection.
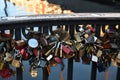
<box><xmin>0</xmin><ymin>13</ymin><xmax>120</xmax><ymax>80</ymax></box>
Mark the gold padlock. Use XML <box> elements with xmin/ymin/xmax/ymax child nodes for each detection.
<box><xmin>4</xmin><ymin>52</ymin><xmax>13</xmax><ymax>62</ymax></box>
<box><xmin>76</xmin><ymin>42</ymin><xmax>81</xmax><ymax>51</ymax></box>
<box><xmin>11</xmin><ymin>53</ymin><xmax>21</xmax><ymax>68</ymax></box>
<box><xmin>16</xmin><ymin>40</ymin><xmax>26</xmax><ymax>46</ymax></box>
<box><xmin>96</xmin><ymin>50</ymin><xmax>102</xmax><ymax>57</ymax></box>
<box><xmin>117</xmin><ymin>52</ymin><xmax>120</xmax><ymax>59</ymax></box>
<box><xmin>0</xmin><ymin>55</ymin><xmax>3</xmax><ymax>62</ymax></box>
<box><xmin>30</xmin><ymin>66</ymin><xmax>38</xmax><ymax>77</ymax></box>
<box><xmin>12</xmin><ymin>59</ymin><xmax>21</xmax><ymax>68</ymax></box>
<box><xmin>0</xmin><ymin>62</ymin><xmax>4</xmax><ymax>70</ymax></box>
<box><xmin>116</xmin><ymin>53</ymin><xmax>120</xmax><ymax>63</ymax></box>
<box><xmin>74</xmin><ymin>33</ymin><xmax>81</xmax><ymax>42</ymax></box>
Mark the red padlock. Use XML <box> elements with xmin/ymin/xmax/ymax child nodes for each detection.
<box><xmin>88</xmin><ymin>26</ymin><xmax>95</xmax><ymax>33</ymax></box>
<box><xmin>1</xmin><ymin>33</ymin><xmax>13</xmax><ymax>38</ymax></box>
<box><xmin>33</xmin><ymin>48</ymin><xmax>42</xmax><ymax>57</ymax></box>
<box><xmin>15</xmin><ymin>40</ymin><xmax>26</xmax><ymax>50</ymax></box>
<box><xmin>103</xmin><ymin>44</ymin><xmax>111</xmax><ymax>49</ymax></box>
<box><xmin>0</xmin><ymin>67</ymin><xmax>12</xmax><ymax>78</ymax></box>
<box><xmin>54</xmin><ymin>57</ymin><xmax>62</xmax><ymax>64</ymax></box>
<box><xmin>20</xmin><ymin>48</ymin><xmax>30</xmax><ymax>60</ymax></box>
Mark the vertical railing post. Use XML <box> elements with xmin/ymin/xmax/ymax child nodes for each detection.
<box><xmin>117</xmin><ymin>68</ymin><xmax>120</xmax><ymax>80</ymax></box>
<box><xmin>67</xmin><ymin>25</ymin><xmax>74</xmax><ymax>80</ymax></box>
<box><xmin>91</xmin><ymin>62</ymin><xmax>97</xmax><ymax>80</ymax></box>
<box><xmin>91</xmin><ymin>24</ymin><xmax>100</xmax><ymax>80</ymax></box>
<box><xmin>43</xmin><ymin>26</ymin><xmax>49</xmax><ymax>80</ymax></box>
<box><xmin>15</xmin><ymin>28</ymin><xmax>23</xmax><ymax>80</ymax></box>
<box><xmin>116</xmin><ymin>25</ymin><xmax>120</xmax><ymax>80</ymax></box>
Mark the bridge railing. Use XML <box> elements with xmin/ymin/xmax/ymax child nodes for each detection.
<box><xmin>0</xmin><ymin>13</ymin><xmax>120</xmax><ymax>80</ymax></box>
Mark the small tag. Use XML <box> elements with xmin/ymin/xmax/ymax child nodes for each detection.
<box><xmin>92</xmin><ymin>55</ymin><xmax>98</xmax><ymax>62</ymax></box>
<box><xmin>46</xmin><ymin>54</ymin><xmax>53</xmax><ymax>61</ymax></box>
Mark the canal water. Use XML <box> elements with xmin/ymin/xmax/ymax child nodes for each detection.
<box><xmin>0</xmin><ymin>0</ymin><xmax>118</xmax><ymax>80</ymax></box>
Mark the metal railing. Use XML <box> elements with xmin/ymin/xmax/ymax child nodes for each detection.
<box><xmin>0</xmin><ymin>13</ymin><xmax>120</xmax><ymax>80</ymax></box>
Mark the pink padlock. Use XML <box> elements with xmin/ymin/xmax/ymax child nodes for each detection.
<box><xmin>54</xmin><ymin>57</ymin><xmax>62</xmax><ymax>64</ymax></box>
<box><xmin>62</xmin><ymin>45</ymin><xmax>71</xmax><ymax>54</ymax></box>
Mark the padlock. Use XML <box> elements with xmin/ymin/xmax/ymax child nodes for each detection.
<box><xmin>97</xmin><ymin>50</ymin><xmax>103</xmax><ymax>57</ymax></box>
<box><xmin>0</xmin><ymin>55</ymin><xmax>2</xmax><ymax>62</ymax></box>
<box><xmin>54</xmin><ymin>57</ymin><xmax>62</xmax><ymax>64</ymax></box>
<box><xmin>16</xmin><ymin>40</ymin><xmax>26</xmax><ymax>47</ymax></box>
<box><xmin>85</xmin><ymin>46</ymin><xmax>91</xmax><ymax>54</ymax></box>
<box><xmin>1</xmin><ymin>33</ymin><xmax>12</xmax><ymax>38</ymax></box>
<box><xmin>10</xmin><ymin>39</ymin><xmax>15</xmax><ymax>48</ymax></box>
<box><xmin>74</xmin><ymin>32</ymin><xmax>81</xmax><ymax>42</ymax></box>
<box><xmin>91</xmin><ymin>55</ymin><xmax>98</xmax><ymax>62</ymax></box>
<box><xmin>116</xmin><ymin>52</ymin><xmax>120</xmax><ymax>64</ymax></box>
<box><xmin>87</xmin><ymin>36</ymin><xmax>95</xmax><ymax>44</ymax></box>
<box><xmin>20</xmin><ymin>48</ymin><xmax>31</xmax><ymax>60</ymax></box>
<box><xmin>84</xmin><ymin>33</ymin><xmax>89</xmax><ymax>39</ymax></box>
<box><xmin>70</xmin><ymin>40</ymin><xmax>77</xmax><ymax>52</ymax></box>
<box><xmin>0</xmin><ymin>62</ymin><xmax>4</xmax><ymax>70</ymax></box>
<box><xmin>30</xmin><ymin>66</ymin><xmax>38</xmax><ymax>77</ymax></box>
<box><xmin>4</xmin><ymin>52</ymin><xmax>13</xmax><ymax>62</ymax></box>
<box><xmin>79</xmin><ymin>47</ymin><xmax>85</xmax><ymax>57</ymax></box>
<box><xmin>103</xmin><ymin>44</ymin><xmax>111</xmax><ymax>49</ymax></box>
<box><xmin>40</xmin><ymin>37</ymin><xmax>48</xmax><ymax>47</ymax></box>
<box><xmin>87</xmin><ymin>26</ymin><xmax>95</xmax><ymax>33</ymax></box>
<box><xmin>5</xmin><ymin>41</ymin><xmax>11</xmax><ymax>51</ymax></box>
<box><xmin>70</xmin><ymin>40</ymin><xmax>80</xmax><ymax>62</ymax></box>
<box><xmin>62</xmin><ymin>32</ymin><xmax>71</xmax><ymax>41</ymax></box>
<box><xmin>0</xmin><ymin>67</ymin><xmax>12</xmax><ymax>78</ymax></box>
<box><xmin>81</xmin><ymin>52</ymin><xmax>91</xmax><ymax>65</ymax></box>
<box><xmin>11</xmin><ymin>52</ymin><xmax>21</xmax><ymax>68</ymax></box>
<box><xmin>47</xmin><ymin>35</ymin><xmax>59</xmax><ymax>42</ymax></box>
<box><xmin>28</xmin><ymin>38</ymin><xmax>39</xmax><ymax>48</ymax></box>
<box><xmin>117</xmin><ymin>52</ymin><xmax>120</xmax><ymax>59</ymax></box>
<box><xmin>0</xmin><ymin>42</ymin><xmax>6</xmax><ymax>53</ymax></box>
<box><xmin>62</xmin><ymin>45</ymin><xmax>72</xmax><ymax>54</ymax></box>
<box><xmin>32</xmin><ymin>57</ymin><xmax>40</xmax><ymax>67</ymax></box>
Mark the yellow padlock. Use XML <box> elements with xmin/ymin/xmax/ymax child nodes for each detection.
<box><xmin>30</xmin><ymin>66</ymin><xmax>38</xmax><ymax>77</ymax></box>
<box><xmin>0</xmin><ymin>62</ymin><xmax>4</xmax><ymax>70</ymax></box>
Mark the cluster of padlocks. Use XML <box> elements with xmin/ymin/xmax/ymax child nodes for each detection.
<box><xmin>0</xmin><ymin>26</ymin><xmax>119</xmax><ymax>78</ymax></box>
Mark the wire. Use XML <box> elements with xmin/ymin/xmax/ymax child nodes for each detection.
<box><xmin>4</xmin><ymin>0</ymin><xmax>8</xmax><ymax>16</ymax></box>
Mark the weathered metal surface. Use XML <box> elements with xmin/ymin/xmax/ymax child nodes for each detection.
<box><xmin>0</xmin><ymin>13</ymin><xmax>120</xmax><ymax>30</ymax></box>
<box><xmin>1</xmin><ymin>13</ymin><xmax>120</xmax><ymax>23</ymax></box>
